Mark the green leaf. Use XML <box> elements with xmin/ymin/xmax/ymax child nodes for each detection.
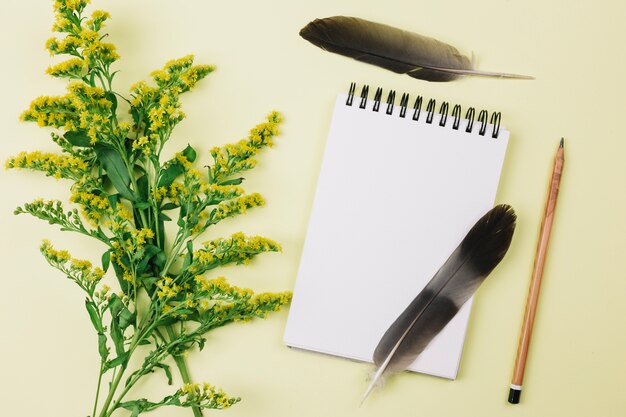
<box><xmin>118</xmin><ymin>399</ymin><xmax>148</xmax><ymax>417</ymax></box>
<box><xmin>136</xmin><ymin>175</ymin><xmax>149</xmax><ymax>202</ymax></box>
<box><xmin>182</xmin><ymin>144</ymin><xmax>197</xmax><ymax>162</ymax></box>
<box><xmin>108</xmin><ymin>293</ymin><xmax>134</xmax><ymax>327</ymax></box>
<box><xmin>64</xmin><ymin>130</ymin><xmax>92</xmax><ymax>147</ymax></box>
<box><xmin>108</xmin><ymin>293</ymin><xmax>124</xmax><ymax>316</ymax></box>
<box><xmin>219</xmin><ymin>177</ymin><xmax>244</xmax><ymax>186</ymax></box>
<box><xmin>118</xmin><ymin>307</ymin><xmax>135</xmax><ymax>330</ymax></box>
<box><xmin>198</xmin><ymin>336</ymin><xmax>206</xmax><ymax>351</ymax></box>
<box><xmin>85</xmin><ymin>300</ymin><xmax>103</xmax><ymax>333</ymax></box>
<box><xmin>160</xmin><ymin>203</ymin><xmax>178</xmax><ymax>211</ymax></box>
<box><xmin>157</xmin><ymin>164</ymin><xmax>184</xmax><ymax>188</ymax></box>
<box><xmin>182</xmin><ymin>240</ymin><xmax>193</xmax><ymax>270</ymax></box>
<box><xmin>96</xmin><ymin>226</ymin><xmax>108</xmax><ymax>241</ymax></box>
<box><xmin>156</xmin><ymin>145</ymin><xmax>197</xmax><ymax>188</ymax></box>
<box><xmin>158</xmin><ymin>212</ymin><xmax>172</xmax><ymax>221</ymax></box>
<box><xmin>130</xmin><ymin>107</ymin><xmax>141</xmax><ymax>126</ymax></box>
<box><xmin>157</xmin><ymin>219</ymin><xmax>165</xmax><ymax>248</ymax></box>
<box><xmin>107</xmin><ymin>194</ymin><xmax>118</xmax><ymax>210</ymax></box>
<box><xmin>111</xmin><ymin>254</ymin><xmax>131</xmax><ymax>293</ymax></box>
<box><xmin>102</xmin><ymin>250</ymin><xmax>111</xmax><ymax>272</ymax></box>
<box><xmin>106</xmin><ymin>351</ymin><xmax>130</xmax><ymax>370</ymax></box>
<box><xmin>105</xmin><ymin>91</ymin><xmax>118</xmax><ymax>115</ymax></box>
<box><xmin>98</xmin><ymin>333</ymin><xmax>109</xmax><ymax>361</ymax></box>
<box><xmin>154</xmin><ymin>363</ymin><xmax>173</xmax><ymax>385</ymax></box>
<box><xmin>134</xmin><ymin>201</ymin><xmax>151</xmax><ymax>210</ymax></box>
<box><xmin>136</xmin><ymin>244</ymin><xmax>162</xmax><ymax>275</ymax></box>
<box><xmin>110</xmin><ymin>318</ymin><xmax>125</xmax><ymax>357</ymax></box>
<box><xmin>153</xmin><ymin>251</ymin><xmax>166</xmax><ymax>271</ymax></box>
<box><xmin>94</xmin><ymin>144</ymin><xmax>136</xmax><ymax>201</ymax></box>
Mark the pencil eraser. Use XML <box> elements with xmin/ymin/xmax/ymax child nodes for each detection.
<box><xmin>508</xmin><ymin>387</ymin><xmax>521</xmax><ymax>404</ymax></box>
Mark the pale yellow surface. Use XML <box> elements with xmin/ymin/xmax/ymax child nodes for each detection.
<box><xmin>1</xmin><ymin>0</ymin><xmax>625</xmax><ymax>416</ymax></box>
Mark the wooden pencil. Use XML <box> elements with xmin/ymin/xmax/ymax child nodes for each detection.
<box><xmin>508</xmin><ymin>138</ymin><xmax>565</xmax><ymax>404</ymax></box>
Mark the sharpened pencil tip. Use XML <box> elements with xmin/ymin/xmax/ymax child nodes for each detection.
<box><xmin>560</xmin><ymin>138</ymin><xmax>564</xmax><ymax>148</ymax></box>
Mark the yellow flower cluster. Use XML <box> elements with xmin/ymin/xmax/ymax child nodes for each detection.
<box><xmin>46</xmin><ymin>36</ymin><xmax>81</xmax><ymax>56</ymax></box>
<box><xmin>211</xmin><ymin>193</ymin><xmax>265</xmax><ymax>224</ymax></box>
<box><xmin>53</xmin><ymin>0</ymin><xmax>89</xmax><ymax>14</ymax></box>
<box><xmin>154</xmin><ymin>186</ymin><xmax>168</xmax><ymax>203</ymax></box>
<box><xmin>47</xmin><ymin>2</ymin><xmax>119</xmax><ymax>68</ymax></box>
<box><xmin>21</xmin><ymin>82</ymin><xmax>113</xmax><ymax>142</ymax></box>
<box><xmin>132</xmin><ymin>85</ymin><xmax>185</xmax><ymax>134</ymax></box>
<box><xmin>210</xmin><ymin>142</ymin><xmax>257</xmax><ymax>176</ymax></box>
<box><xmin>189</xmin><ymin>233</ymin><xmax>280</xmax><ymax>276</ymax></box>
<box><xmin>200</xmin><ymin>183</ymin><xmax>244</xmax><ymax>200</ymax></box>
<box><xmin>82</xmin><ymin>38</ymin><xmax>119</xmax><ymax>67</ymax></box>
<box><xmin>6</xmin><ymin>151</ymin><xmax>89</xmax><ymax>180</ymax></box>
<box><xmin>209</xmin><ymin>112</ymin><xmax>282</xmax><ymax>183</ymax></box>
<box><xmin>69</xmin><ymin>82</ymin><xmax>113</xmax><ymax>142</ymax></box>
<box><xmin>175</xmin><ymin>153</ymin><xmax>193</xmax><ymax>169</ymax></box>
<box><xmin>70</xmin><ymin>190</ymin><xmax>132</xmax><ymax>228</ymax></box>
<box><xmin>167</xmin><ymin>182</ymin><xmax>189</xmax><ymax>206</ymax></box>
<box><xmin>202</xmin><ymin>232</ymin><xmax>281</xmax><ymax>256</ymax></box>
<box><xmin>71</xmin><ymin>191</ymin><xmax>109</xmax><ymax>208</ymax></box>
<box><xmin>248</xmin><ymin>112</ymin><xmax>282</xmax><ymax>148</ymax></box>
<box><xmin>131</xmin><ymin>135</ymin><xmax>157</xmax><ymax>156</ymax></box>
<box><xmin>129</xmin><ymin>81</ymin><xmax>158</xmax><ymax>108</ymax></box>
<box><xmin>178</xmin><ymin>382</ymin><xmax>238</xmax><ymax>409</ymax></box>
<box><xmin>190</xmin><ymin>211</ymin><xmax>209</xmax><ymax>235</ymax></box>
<box><xmin>41</xmin><ymin>239</ymin><xmax>105</xmax><ymax>282</ymax></box>
<box><xmin>40</xmin><ymin>239</ymin><xmax>71</xmax><ymax>263</ymax></box>
<box><xmin>130</xmin><ymin>55</ymin><xmax>213</xmax><ymax>137</ymax></box>
<box><xmin>85</xmin><ymin>10</ymin><xmax>110</xmax><ymax>31</ymax></box>
<box><xmin>158</xmin><ymin>55</ymin><xmax>214</xmax><ymax>92</ymax></box>
<box><xmin>46</xmin><ymin>57</ymin><xmax>86</xmax><ymax>78</ymax></box>
<box><xmin>244</xmin><ymin>291</ymin><xmax>293</xmax><ymax>319</ymax></box>
<box><xmin>192</xmin><ymin>274</ymin><xmax>291</xmax><ymax>323</ymax></box>
<box><xmin>194</xmin><ymin>276</ymin><xmax>253</xmax><ymax>299</ymax></box>
<box><xmin>156</xmin><ymin>276</ymin><xmax>182</xmax><ymax>300</ymax></box>
<box><xmin>130</xmin><ymin>228</ymin><xmax>154</xmax><ymax>246</ymax></box>
<box><xmin>95</xmin><ymin>284</ymin><xmax>111</xmax><ymax>302</ymax></box>
<box><xmin>20</xmin><ymin>94</ymin><xmax>77</xmax><ymax>129</ymax></box>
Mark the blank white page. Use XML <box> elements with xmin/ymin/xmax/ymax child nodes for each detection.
<box><xmin>284</xmin><ymin>93</ymin><xmax>509</xmax><ymax>379</ymax></box>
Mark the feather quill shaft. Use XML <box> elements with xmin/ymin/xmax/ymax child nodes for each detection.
<box><xmin>362</xmin><ymin>204</ymin><xmax>516</xmax><ymax>403</ymax></box>
<box><xmin>300</xmin><ymin>16</ymin><xmax>533</xmax><ymax>81</ymax></box>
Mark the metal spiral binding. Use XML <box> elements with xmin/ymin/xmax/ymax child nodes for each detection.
<box><xmin>345</xmin><ymin>82</ymin><xmax>502</xmax><ymax>139</ymax></box>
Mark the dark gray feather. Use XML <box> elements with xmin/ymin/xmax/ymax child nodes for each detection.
<box><xmin>364</xmin><ymin>204</ymin><xmax>516</xmax><ymax>401</ymax></box>
<box><xmin>300</xmin><ymin>16</ymin><xmax>533</xmax><ymax>81</ymax></box>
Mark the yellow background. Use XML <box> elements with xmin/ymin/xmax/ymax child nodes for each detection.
<box><xmin>1</xmin><ymin>0</ymin><xmax>625</xmax><ymax>416</ymax></box>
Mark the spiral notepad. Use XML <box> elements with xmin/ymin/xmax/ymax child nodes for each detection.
<box><xmin>284</xmin><ymin>83</ymin><xmax>509</xmax><ymax>379</ymax></box>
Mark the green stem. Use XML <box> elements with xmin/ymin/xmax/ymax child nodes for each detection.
<box><xmin>97</xmin><ymin>364</ymin><xmax>127</xmax><ymax>417</ymax></box>
<box><xmin>97</xmin><ymin>325</ymin><xmax>148</xmax><ymax>417</ymax></box>
<box><xmin>166</xmin><ymin>326</ymin><xmax>203</xmax><ymax>417</ymax></box>
<box><xmin>91</xmin><ymin>362</ymin><xmax>105</xmax><ymax>417</ymax></box>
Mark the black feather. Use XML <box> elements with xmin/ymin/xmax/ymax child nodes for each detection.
<box><xmin>300</xmin><ymin>16</ymin><xmax>533</xmax><ymax>81</ymax></box>
<box><xmin>363</xmin><ymin>204</ymin><xmax>516</xmax><ymax>401</ymax></box>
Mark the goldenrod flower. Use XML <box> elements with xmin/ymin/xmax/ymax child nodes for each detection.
<box><xmin>12</xmin><ymin>2</ymin><xmax>288</xmax><ymax>414</ymax></box>
<box><xmin>46</xmin><ymin>58</ymin><xmax>87</xmax><ymax>78</ymax></box>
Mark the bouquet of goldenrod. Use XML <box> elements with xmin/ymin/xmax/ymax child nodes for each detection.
<box><xmin>6</xmin><ymin>1</ymin><xmax>291</xmax><ymax>416</ymax></box>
